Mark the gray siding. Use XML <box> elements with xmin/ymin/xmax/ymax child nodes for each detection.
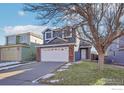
<box><xmin>43</xmin><ymin>28</ymin><xmax>76</xmax><ymax>44</ymax></box>
<box><xmin>53</xmin><ymin>31</ymin><xmax>63</xmax><ymax>38</ymax></box>
<box><xmin>106</xmin><ymin>38</ymin><xmax>119</xmax><ymax>55</ymax></box>
<box><xmin>106</xmin><ymin>36</ymin><xmax>124</xmax><ymax>65</ymax></box>
<box><xmin>106</xmin><ymin>50</ymin><xmax>124</xmax><ymax>64</ymax></box>
<box><xmin>119</xmin><ymin>36</ymin><xmax>124</xmax><ymax>47</ymax></box>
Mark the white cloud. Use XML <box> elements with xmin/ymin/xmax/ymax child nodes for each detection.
<box><xmin>18</xmin><ymin>11</ymin><xmax>25</xmax><ymax>16</ymax></box>
<box><xmin>4</xmin><ymin>25</ymin><xmax>48</xmax><ymax>36</ymax></box>
<box><xmin>0</xmin><ymin>27</ymin><xmax>3</xmax><ymax>30</ymax></box>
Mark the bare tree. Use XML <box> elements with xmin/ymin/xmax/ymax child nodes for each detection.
<box><xmin>24</xmin><ymin>3</ymin><xmax>124</xmax><ymax>70</ymax></box>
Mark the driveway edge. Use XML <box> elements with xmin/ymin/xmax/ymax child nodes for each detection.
<box><xmin>32</xmin><ymin>62</ymin><xmax>66</xmax><ymax>84</ymax></box>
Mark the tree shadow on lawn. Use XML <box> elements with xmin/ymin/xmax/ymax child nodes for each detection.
<box><xmin>39</xmin><ymin>62</ymin><xmax>124</xmax><ymax>85</ymax></box>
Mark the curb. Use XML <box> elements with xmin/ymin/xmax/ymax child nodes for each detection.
<box><xmin>32</xmin><ymin>75</ymin><xmax>43</xmax><ymax>84</ymax></box>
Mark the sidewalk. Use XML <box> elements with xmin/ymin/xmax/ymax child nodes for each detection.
<box><xmin>0</xmin><ymin>62</ymin><xmax>20</xmax><ymax>67</ymax></box>
<box><xmin>0</xmin><ymin>61</ymin><xmax>35</xmax><ymax>71</ymax></box>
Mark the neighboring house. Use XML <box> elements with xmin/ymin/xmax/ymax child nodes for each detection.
<box><xmin>0</xmin><ymin>32</ymin><xmax>43</xmax><ymax>62</ymax></box>
<box><xmin>106</xmin><ymin>36</ymin><xmax>124</xmax><ymax>65</ymax></box>
<box><xmin>36</xmin><ymin>26</ymin><xmax>91</xmax><ymax>62</ymax></box>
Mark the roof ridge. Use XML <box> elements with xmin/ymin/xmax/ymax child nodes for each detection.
<box><xmin>6</xmin><ymin>32</ymin><xmax>42</xmax><ymax>39</ymax></box>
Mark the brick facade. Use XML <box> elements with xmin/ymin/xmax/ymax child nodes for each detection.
<box><xmin>69</xmin><ymin>45</ymin><xmax>74</xmax><ymax>62</ymax></box>
<box><xmin>36</xmin><ymin>47</ymin><xmax>41</xmax><ymax>62</ymax></box>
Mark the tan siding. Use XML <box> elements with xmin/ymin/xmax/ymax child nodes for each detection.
<box><xmin>0</xmin><ymin>47</ymin><xmax>22</xmax><ymax>61</ymax></box>
<box><xmin>30</xmin><ymin>35</ymin><xmax>43</xmax><ymax>44</ymax></box>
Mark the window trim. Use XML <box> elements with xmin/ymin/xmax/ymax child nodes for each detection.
<box><xmin>45</xmin><ymin>31</ymin><xmax>53</xmax><ymax>40</ymax></box>
<box><xmin>62</xmin><ymin>31</ymin><xmax>65</xmax><ymax>38</ymax></box>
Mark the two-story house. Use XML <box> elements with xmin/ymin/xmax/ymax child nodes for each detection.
<box><xmin>106</xmin><ymin>36</ymin><xmax>124</xmax><ymax>65</ymax></box>
<box><xmin>36</xmin><ymin>26</ymin><xmax>91</xmax><ymax>62</ymax></box>
<box><xmin>0</xmin><ymin>32</ymin><xmax>43</xmax><ymax>62</ymax></box>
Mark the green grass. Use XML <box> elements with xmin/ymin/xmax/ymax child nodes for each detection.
<box><xmin>41</xmin><ymin>61</ymin><xmax>124</xmax><ymax>85</ymax></box>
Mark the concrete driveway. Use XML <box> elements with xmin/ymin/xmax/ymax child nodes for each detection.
<box><xmin>0</xmin><ymin>62</ymin><xmax>64</xmax><ymax>85</ymax></box>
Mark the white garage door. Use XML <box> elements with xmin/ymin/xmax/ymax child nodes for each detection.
<box><xmin>41</xmin><ymin>47</ymin><xmax>69</xmax><ymax>62</ymax></box>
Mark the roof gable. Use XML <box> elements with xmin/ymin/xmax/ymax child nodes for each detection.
<box><xmin>46</xmin><ymin>37</ymin><xmax>68</xmax><ymax>44</ymax></box>
<box><xmin>42</xmin><ymin>28</ymin><xmax>52</xmax><ymax>33</ymax></box>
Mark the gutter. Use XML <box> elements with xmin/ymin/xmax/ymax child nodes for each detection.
<box><xmin>36</xmin><ymin>43</ymin><xmax>76</xmax><ymax>48</ymax></box>
<box><xmin>0</xmin><ymin>44</ymin><xmax>29</xmax><ymax>48</ymax></box>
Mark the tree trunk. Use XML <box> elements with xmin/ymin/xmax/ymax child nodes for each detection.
<box><xmin>98</xmin><ymin>53</ymin><xmax>105</xmax><ymax>71</ymax></box>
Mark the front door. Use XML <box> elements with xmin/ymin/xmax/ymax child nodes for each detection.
<box><xmin>81</xmin><ymin>49</ymin><xmax>86</xmax><ymax>60</ymax></box>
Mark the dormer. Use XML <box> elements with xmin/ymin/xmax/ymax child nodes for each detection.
<box><xmin>42</xmin><ymin>26</ymin><xmax>80</xmax><ymax>44</ymax></box>
<box><xmin>45</xmin><ymin>31</ymin><xmax>53</xmax><ymax>40</ymax></box>
<box><xmin>43</xmin><ymin>29</ymin><xmax>53</xmax><ymax>43</ymax></box>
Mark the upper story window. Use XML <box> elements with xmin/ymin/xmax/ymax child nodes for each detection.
<box><xmin>19</xmin><ymin>34</ymin><xmax>28</xmax><ymax>44</ymax></box>
<box><xmin>45</xmin><ymin>31</ymin><xmax>53</xmax><ymax>40</ymax></box>
<box><xmin>46</xmin><ymin>33</ymin><xmax>51</xmax><ymax>38</ymax></box>
<box><xmin>54</xmin><ymin>31</ymin><xmax>62</xmax><ymax>38</ymax></box>
<box><xmin>7</xmin><ymin>36</ymin><xmax>16</xmax><ymax>45</ymax></box>
<box><xmin>64</xmin><ymin>28</ymin><xmax>72</xmax><ymax>38</ymax></box>
<box><xmin>20</xmin><ymin>35</ymin><xmax>25</xmax><ymax>42</ymax></box>
<box><xmin>16</xmin><ymin>36</ymin><xmax>21</xmax><ymax>44</ymax></box>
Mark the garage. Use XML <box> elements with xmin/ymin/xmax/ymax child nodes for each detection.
<box><xmin>0</xmin><ymin>46</ymin><xmax>21</xmax><ymax>61</ymax></box>
<box><xmin>41</xmin><ymin>47</ymin><xmax>69</xmax><ymax>62</ymax></box>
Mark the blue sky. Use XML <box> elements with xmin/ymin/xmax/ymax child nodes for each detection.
<box><xmin>0</xmin><ymin>3</ymin><xmax>96</xmax><ymax>52</ymax></box>
<box><xmin>0</xmin><ymin>3</ymin><xmax>42</xmax><ymax>45</ymax></box>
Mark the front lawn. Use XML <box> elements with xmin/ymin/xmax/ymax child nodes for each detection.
<box><xmin>40</xmin><ymin>61</ymin><xmax>124</xmax><ymax>85</ymax></box>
